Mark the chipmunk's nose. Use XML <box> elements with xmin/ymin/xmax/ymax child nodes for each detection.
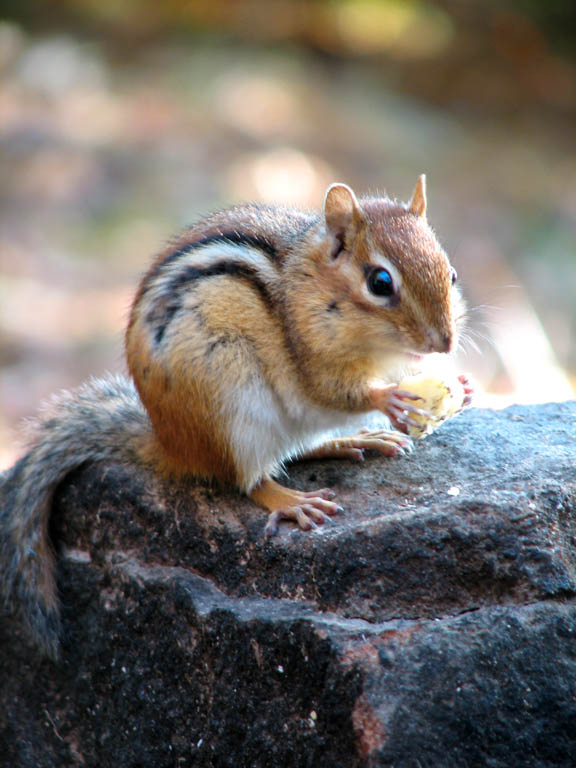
<box><xmin>427</xmin><ymin>329</ymin><xmax>453</xmax><ymax>354</ymax></box>
<box><xmin>439</xmin><ymin>332</ymin><xmax>452</xmax><ymax>353</ymax></box>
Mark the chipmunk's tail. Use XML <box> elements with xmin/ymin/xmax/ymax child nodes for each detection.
<box><xmin>0</xmin><ymin>374</ymin><xmax>151</xmax><ymax>659</ymax></box>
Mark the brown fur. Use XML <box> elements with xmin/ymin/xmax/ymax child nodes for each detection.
<box><xmin>1</xmin><ymin>177</ymin><xmax>468</xmax><ymax>658</ymax></box>
<box><xmin>128</xmin><ymin>185</ymin><xmax>462</xmax><ymax>451</ymax></box>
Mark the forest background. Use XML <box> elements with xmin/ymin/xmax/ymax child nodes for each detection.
<box><xmin>0</xmin><ymin>0</ymin><xmax>574</xmax><ymax>468</ymax></box>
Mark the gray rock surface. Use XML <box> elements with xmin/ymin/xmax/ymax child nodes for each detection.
<box><xmin>1</xmin><ymin>402</ymin><xmax>576</xmax><ymax>767</ymax></box>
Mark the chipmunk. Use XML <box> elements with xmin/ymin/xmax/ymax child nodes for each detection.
<box><xmin>0</xmin><ymin>175</ymin><xmax>471</xmax><ymax>658</ymax></box>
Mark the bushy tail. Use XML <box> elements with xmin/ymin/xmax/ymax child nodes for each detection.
<box><xmin>0</xmin><ymin>374</ymin><xmax>151</xmax><ymax>659</ymax></box>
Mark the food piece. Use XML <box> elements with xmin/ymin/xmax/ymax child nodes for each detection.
<box><xmin>397</xmin><ymin>373</ymin><xmax>466</xmax><ymax>439</ymax></box>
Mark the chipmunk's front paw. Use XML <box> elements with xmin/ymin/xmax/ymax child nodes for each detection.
<box><xmin>368</xmin><ymin>383</ymin><xmax>431</xmax><ymax>433</ymax></box>
<box><xmin>459</xmin><ymin>374</ymin><xmax>474</xmax><ymax>407</ymax></box>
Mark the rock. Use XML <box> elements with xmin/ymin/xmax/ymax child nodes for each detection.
<box><xmin>1</xmin><ymin>402</ymin><xmax>576</xmax><ymax>767</ymax></box>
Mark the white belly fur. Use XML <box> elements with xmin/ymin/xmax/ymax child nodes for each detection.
<box><xmin>221</xmin><ymin>376</ymin><xmax>373</xmax><ymax>491</ymax></box>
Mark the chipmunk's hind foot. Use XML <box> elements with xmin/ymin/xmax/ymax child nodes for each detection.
<box><xmin>302</xmin><ymin>428</ymin><xmax>412</xmax><ymax>462</ymax></box>
<box><xmin>250</xmin><ymin>477</ymin><xmax>342</xmax><ymax>536</ymax></box>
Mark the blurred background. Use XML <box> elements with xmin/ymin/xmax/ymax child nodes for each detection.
<box><xmin>0</xmin><ymin>0</ymin><xmax>575</xmax><ymax>468</ymax></box>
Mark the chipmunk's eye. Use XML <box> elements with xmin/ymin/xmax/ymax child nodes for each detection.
<box><xmin>450</xmin><ymin>267</ymin><xmax>458</xmax><ymax>285</ymax></box>
<box><xmin>368</xmin><ymin>267</ymin><xmax>394</xmax><ymax>297</ymax></box>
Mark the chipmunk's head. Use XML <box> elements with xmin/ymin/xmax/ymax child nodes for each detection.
<box><xmin>308</xmin><ymin>175</ymin><xmax>464</xmax><ymax>370</ymax></box>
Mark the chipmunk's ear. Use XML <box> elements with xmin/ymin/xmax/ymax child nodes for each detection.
<box><xmin>323</xmin><ymin>183</ymin><xmax>364</xmax><ymax>259</ymax></box>
<box><xmin>408</xmin><ymin>174</ymin><xmax>427</xmax><ymax>219</ymax></box>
